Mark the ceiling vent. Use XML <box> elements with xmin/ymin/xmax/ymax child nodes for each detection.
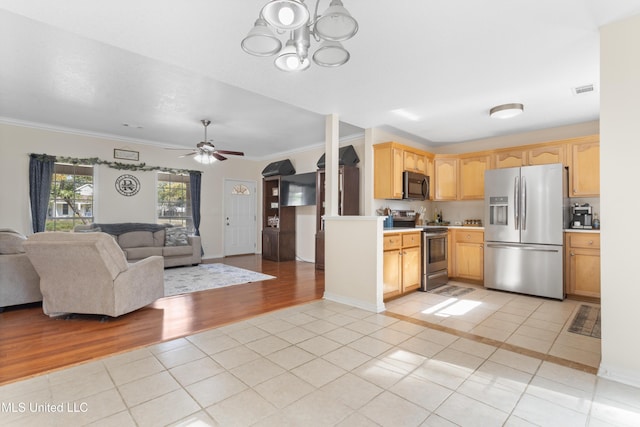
<box><xmin>572</xmin><ymin>84</ymin><xmax>595</xmax><ymax>95</ymax></box>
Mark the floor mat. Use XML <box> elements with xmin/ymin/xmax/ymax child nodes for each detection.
<box><xmin>429</xmin><ymin>285</ymin><xmax>475</xmax><ymax>298</ymax></box>
<box><xmin>568</xmin><ymin>304</ymin><xmax>601</xmax><ymax>339</ymax></box>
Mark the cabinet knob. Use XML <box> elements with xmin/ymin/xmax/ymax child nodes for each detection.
<box><xmin>466</xmin><ymin>234</ymin><xmax>471</xmax><ymax>239</ymax></box>
<box><xmin>570</xmin><ymin>252</ymin><xmax>575</xmax><ymax>256</ymax></box>
<box><xmin>588</xmin><ymin>240</ymin><xmax>593</xmax><ymax>245</ymax></box>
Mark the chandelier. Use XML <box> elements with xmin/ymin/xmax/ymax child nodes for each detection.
<box><xmin>241</xmin><ymin>0</ymin><xmax>358</xmax><ymax>72</ymax></box>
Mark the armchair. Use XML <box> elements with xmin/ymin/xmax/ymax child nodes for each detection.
<box><xmin>23</xmin><ymin>232</ymin><xmax>164</xmax><ymax>317</ymax></box>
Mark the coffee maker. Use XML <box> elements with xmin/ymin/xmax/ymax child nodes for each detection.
<box><xmin>571</xmin><ymin>204</ymin><xmax>593</xmax><ymax>229</ymax></box>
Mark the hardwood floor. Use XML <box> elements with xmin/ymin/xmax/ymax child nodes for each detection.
<box><xmin>0</xmin><ymin>255</ymin><xmax>324</xmax><ymax>386</ymax></box>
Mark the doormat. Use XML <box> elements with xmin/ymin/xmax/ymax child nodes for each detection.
<box><xmin>568</xmin><ymin>304</ymin><xmax>601</xmax><ymax>339</ymax></box>
<box><xmin>430</xmin><ymin>285</ymin><xmax>475</xmax><ymax>298</ymax></box>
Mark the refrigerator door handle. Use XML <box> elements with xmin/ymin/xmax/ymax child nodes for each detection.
<box><xmin>521</xmin><ymin>176</ymin><xmax>527</xmax><ymax>230</ymax></box>
<box><xmin>486</xmin><ymin>243</ymin><xmax>560</xmax><ymax>253</ymax></box>
<box><xmin>514</xmin><ymin>176</ymin><xmax>519</xmax><ymax>229</ymax></box>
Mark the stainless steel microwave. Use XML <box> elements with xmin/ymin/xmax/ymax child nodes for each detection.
<box><xmin>403</xmin><ymin>171</ymin><xmax>429</xmax><ymax>200</ymax></box>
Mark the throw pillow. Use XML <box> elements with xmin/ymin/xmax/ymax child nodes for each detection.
<box><xmin>165</xmin><ymin>227</ymin><xmax>189</xmax><ymax>246</ymax></box>
<box><xmin>0</xmin><ymin>230</ymin><xmax>27</xmax><ymax>254</ymax></box>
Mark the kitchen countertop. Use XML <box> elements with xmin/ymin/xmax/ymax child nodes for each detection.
<box><xmin>384</xmin><ymin>226</ymin><xmax>600</xmax><ymax>234</ymax></box>
<box><xmin>383</xmin><ymin>225</ymin><xmax>484</xmax><ymax>234</ymax></box>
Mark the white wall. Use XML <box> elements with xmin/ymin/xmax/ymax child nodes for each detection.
<box><xmin>599</xmin><ymin>13</ymin><xmax>640</xmax><ymax>387</ymax></box>
<box><xmin>0</xmin><ymin>121</ymin><xmax>368</xmax><ymax>262</ymax></box>
<box><xmin>0</xmin><ymin>122</ymin><xmax>262</xmax><ymax>259</ymax></box>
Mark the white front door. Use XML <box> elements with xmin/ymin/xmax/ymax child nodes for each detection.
<box><xmin>224</xmin><ymin>179</ymin><xmax>257</xmax><ymax>256</ymax></box>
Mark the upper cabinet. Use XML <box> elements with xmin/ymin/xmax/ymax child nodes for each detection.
<box><xmin>403</xmin><ymin>151</ymin><xmax>427</xmax><ymax>174</ymax></box>
<box><xmin>493</xmin><ymin>148</ymin><xmax>527</xmax><ymax>169</ymax></box>
<box><xmin>374</xmin><ymin>143</ymin><xmax>404</xmax><ymax>199</ymax></box>
<box><xmin>458</xmin><ymin>154</ymin><xmax>491</xmax><ymax>200</ymax></box>
<box><xmin>569</xmin><ymin>137</ymin><xmax>600</xmax><ymax>197</ymax></box>
<box><xmin>434</xmin><ymin>157</ymin><xmax>458</xmax><ymax>200</ymax></box>
<box><xmin>374</xmin><ymin>142</ymin><xmax>433</xmax><ymax>200</ymax></box>
<box><xmin>527</xmin><ymin>144</ymin><xmax>566</xmax><ymax>166</ymax></box>
<box><xmin>374</xmin><ymin>134</ymin><xmax>599</xmax><ymax>201</ymax></box>
<box><xmin>434</xmin><ymin>154</ymin><xmax>490</xmax><ymax>201</ymax></box>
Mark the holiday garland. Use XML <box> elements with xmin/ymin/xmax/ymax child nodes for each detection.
<box><xmin>29</xmin><ymin>153</ymin><xmax>201</xmax><ymax>175</ymax></box>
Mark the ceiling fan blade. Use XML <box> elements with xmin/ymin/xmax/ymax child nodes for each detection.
<box><xmin>212</xmin><ymin>152</ymin><xmax>227</xmax><ymax>161</ymax></box>
<box><xmin>178</xmin><ymin>152</ymin><xmax>198</xmax><ymax>158</ymax></box>
<box><xmin>215</xmin><ymin>150</ymin><xmax>244</xmax><ymax>156</ymax></box>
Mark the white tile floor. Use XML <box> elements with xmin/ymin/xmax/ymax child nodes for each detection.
<box><xmin>386</xmin><ymin>282</ymin><xmax>602</xmax><ymax>369</ymax></box>
<box><xmin>1</xmin><ymin>296</ymin><xmax>639</xmax><ymax>426</ymax></box>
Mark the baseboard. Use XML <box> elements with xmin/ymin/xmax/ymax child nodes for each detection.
<box><xmin>598</xmin><ymin>363</ymin><xmax>640</xmax><ymax>388</ymax></box>
<box><xmin>323</xmin><ymin>292</ymin><xmax>385</xmax><ymax>313</ymax></box>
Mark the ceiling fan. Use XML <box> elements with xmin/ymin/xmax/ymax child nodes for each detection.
<box><xmin>178</xmin><ymin>120</ymin><xmax>245</xmax><ymax>163</ymax></box>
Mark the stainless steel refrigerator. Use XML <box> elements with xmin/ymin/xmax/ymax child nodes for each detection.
<box><xmin>484</xmin><ymin>163</ymin><xmax>568</xmax><ymax>300</ymax></box>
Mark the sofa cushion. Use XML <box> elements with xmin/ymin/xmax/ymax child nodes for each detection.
<box><xmin>153</xmin><ymin>230</ymin><xmax>166</xmax><ymax>247</ymax></box>
<box><xmin>165</xmin><ymin>227</ymin><xmax>189</xmax><ymax>246</ymax></box>
<box><xmin>0</xmin><ymin>230</ymin><xmax>27</xmax><ymax>254</ymax></box>
<box><xmin>118</xmin><ymin>231</ymin><xmax>154</xmax><ymax>248</ymax></box>
<box><xmin>163</xmin><ymin>245</ymin><xmax>193</xmax><ymax>257</ymax></box>
<box><xmin>125</xmin><ymin>246</ymin><xmax>163</xmax><ymax>260</ymax></box>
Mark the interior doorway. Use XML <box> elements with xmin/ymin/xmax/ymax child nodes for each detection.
<box><xmin>224</xmin><ymin>179</ymin><xmax>257</xmax><ymax>256</ymax></box>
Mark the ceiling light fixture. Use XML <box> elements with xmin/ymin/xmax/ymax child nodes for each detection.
<box><xmin>241</xmin><ymin>0</ymin><xmax>358</xmax><ymax>72</ymax></box>
<box><xmin>489</xmin><ymin>103</ymin><xmax>524</xmax><ymax>119</ymax></box>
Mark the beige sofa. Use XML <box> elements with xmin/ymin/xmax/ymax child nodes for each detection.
<box><xmin>0</xmin><ymin>229</ymin><xmax>42</xmax><ymax>310</ymax></box>
<box><xmin>74</xmin><ymin>223</ymin><xmax>201</xmax><ymax>268</ymax></box>
<box><xmin>23</xmin><ymin>232</ymin><xmax>164</xmax><ymax>317</ymax></box>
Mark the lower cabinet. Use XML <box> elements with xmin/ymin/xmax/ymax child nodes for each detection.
<box><xmin>383</xmin><ymin>231</ymin><xmax>421</xmax><ymax>301</ymax></box>
<box><xmin>450</xmin><ymin>229</ymin><xmax>484</xmax><ymax>282</ymax></box>
<box><xmin>565</xmin><ymin>232</ymin><xmax>600</xmax><ymax>298</ymax></box>
<box><xmin>262</xmin><ymin>228</ymin><xmax>295</xmax><ymax>262</ymax></box>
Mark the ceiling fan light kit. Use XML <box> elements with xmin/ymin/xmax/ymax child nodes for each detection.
<box><xmin>489</xmin><ymin>103</ymin><xmax>524</xmax><ymax>119</ymax></box>
<box><xmin>242</xmin><ymin>0</ymin><xmax>358</xmax><ymax>71</ymax></box>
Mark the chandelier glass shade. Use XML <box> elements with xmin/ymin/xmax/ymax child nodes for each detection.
<box><xmin>240</xmin><ymin>18</ymin><xmax>282</xmax><ymax>56</ymax></box>
<box><xmin>242</xmin><ymin>0</ymin><xmax>358</xmax><ymax>72</ymax></box>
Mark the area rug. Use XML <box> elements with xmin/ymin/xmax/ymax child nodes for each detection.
<box><xmin>164</xmin><ymin>263</ymin><xmax>276</xmax><ymax>297</ymax></box>
<box><xmin>568</xmin><ymin>304</ymin><xmax>601</xmax><ymax>339</ymax></box>
<box><xmin>430</xmin><ymin>285</ymin><xmax>475</xmax><ymax>297</ymax></box>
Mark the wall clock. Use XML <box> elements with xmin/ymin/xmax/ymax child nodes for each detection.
<box><xmin>115</xmin><ymin>174</ymin><xmax>140</xmax><ymax>197</ymax></box>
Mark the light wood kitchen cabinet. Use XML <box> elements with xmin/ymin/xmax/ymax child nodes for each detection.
<box><xmin>493</xmin><ymin>148</ymin><xmax>527</xmax><ymax>168</ymax></box>
<box><xmin>527</xmin><ymin>144</ymin><xmax>566</xmax><ymax>166</ymax></box>
<box><xmin>374</xmin><ymin>144</ymin><xmax>404</xmax><ymax>199</ymax></box>
<box><xmin>434</xmin><ymin>157</ymin><xmax>458</xmax><ymax>200</ymax></box>
<box><xmin>565</xmin><ymin>232</ymin><xmax>600</xmax><ymax>298</ymax></box>
<box><xmin>451</xmin><ymin>229</ymin><xmax>484</xmax><ymax>282</ymax></box>
<box><xmin>383</xmin><ymin>234</ymin><xmax>402</xmax><ymax>300</ymax></box>
<box><xmin>404</xmin><ymin>151</ymin><xmax>427</xmax><ymax>174</ymax></box>
<box><xmin>459</xmin><ymin>154</ymin><xmax>491</xmax><ymax>200</ymax></box>
<box><xmin>569</xmin><ymin>139</ymin><xmax>600</xmax><ymax>197</ymax></box>
<box><xmin>383</xmin><ymin>231</ymin><xmax>421</xmax><ymax>301</ymax></box>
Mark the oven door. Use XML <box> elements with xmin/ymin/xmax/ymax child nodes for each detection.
<box><xmin>423</xmin><ymin>233</ymin><xmax>448</xmax><ymax>273</ymax></box>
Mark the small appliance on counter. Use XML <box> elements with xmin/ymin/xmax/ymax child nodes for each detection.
<box><xmin>390</xmin><ymin>210</ymin><xmax>419</xmax><ymax>228</ymax></box>
<box><xmin>571</xmin><ymin>203</ymin><xmax>593</xmax><ymax>229</ymax></box>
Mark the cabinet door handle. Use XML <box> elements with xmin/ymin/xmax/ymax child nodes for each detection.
<box><xmin>570</xmin><ymin>252</ymin><xmax>575</xmax><ymax>256</ymax></box>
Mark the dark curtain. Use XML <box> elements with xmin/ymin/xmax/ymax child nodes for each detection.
<box><xmin>29</xmin><ymin>154</ymin><xmax>56</xmax><ymax>233</ymax></box>
<box><xmin>189</xmin><ymin>171</ymin><xmax>203</xmax><ymax>255</ymax></box>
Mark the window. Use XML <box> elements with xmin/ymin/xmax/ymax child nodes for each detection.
<box><xmin>46</xmin><ymin>163</ymin><xmax>94</xmax><ymax>231</ymax></box>
<box><xmin>157</xmin><ymin>172</ymin><xmax>192</xmax><ymax>231</ymax></box>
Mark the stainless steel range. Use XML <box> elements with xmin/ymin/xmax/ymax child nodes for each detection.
<box><xmin>420</xmin><ymin>227</ymin><xmax>448</xmax><ymax>291</ymax></box>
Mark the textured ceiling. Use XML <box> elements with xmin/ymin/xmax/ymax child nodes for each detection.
<box><xmin>1</xmin><ymin>0</ymin><xmax>640</xmax><ymax>158</ymax></box>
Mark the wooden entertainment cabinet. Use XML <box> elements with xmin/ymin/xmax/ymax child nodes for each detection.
<box><xmin>262</xmin><ymin>176</ymin><xmax>295</xmax><ymax>261</ymax></box>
